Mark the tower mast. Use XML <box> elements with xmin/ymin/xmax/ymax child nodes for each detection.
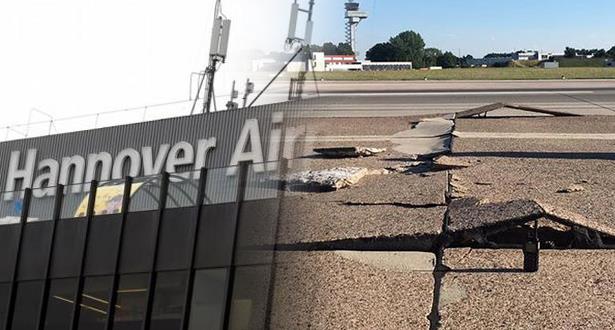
<box><xmin>344</xmin><ymin>1</ymin><xmax>368</xmax><ymax>55</ymax></box>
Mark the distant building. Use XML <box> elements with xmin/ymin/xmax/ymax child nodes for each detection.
<box><xmin>309</xmin><ymin>52</ymin><xmax>412</xmax><ymax>71</ymax></box>
<box><xmin>362</xmin><ymin>61</ymin><xmax>413</xmax><ymax>71</ymax></box>
<box><xmin>311</xmin><ymin>52</ymin><xmax>326</xmax><ymax>72</ymax></box>
<box><xmin>540</xmin><ymin>61</ymin><xmax>560</xmax><ymax>69</ymax></box>
<box><xmin>537</xmin><ymin>52</ymin><xmax>565</xmax><ymax>61</ymax></box>
<box><xmin>469</xmin><ymin>50</ymin><xmax>565</xmax><ymax>67</ymax></box>
<box><xmin>324</xmin><ymin>54</ymin><xmax>357</xmax><ymax>65</ymax></box>
<box><xmin>515</xmin><ymin>51</ymin><xmax>536</xmax><ymax>61</ymax></box>
<box><xmin>308</xmin><ymin>53</ymin><xmax>359</xmax><ymax>71</ymax></box>
<box><xmin>468</xmin><ymin>56</ymin><xmax>514</xmax><ymax>67</ymax></box>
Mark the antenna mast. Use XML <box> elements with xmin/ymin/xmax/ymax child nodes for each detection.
<box><xmin>191</xmin><ymin>0</ymin><xmax>231</xmax><ymax>114</ymax></box>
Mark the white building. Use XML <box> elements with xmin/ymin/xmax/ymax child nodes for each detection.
<box><xmin>308</xmin><ymin>52</ymin><xmax>412</xmax><ymax>72</ymax></box>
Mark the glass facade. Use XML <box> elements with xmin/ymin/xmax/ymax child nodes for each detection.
<box><xmin>150</xmin><ymin>272</ymin><xmax>187</xmax><ymax>330</ymax></box>
<box><xmin>0</xmin><ymin>162</ymin><xmax>282</xmax><ymax>330</ymax></box>
<box><xmin>44</xmin><ymin>278</ymin><xmax>79</xmax><ymax>330</ymax></box>
<box><xmin>11</xmin><ymin>281</ymin><xmax>44</xmax><ymax>330</ymax></box>
<box><xmin>189</xmin><ymin>269</ymin><xmax>228</xmax><ymax>330</ymax></box>
<box><xmin>77</xmin><ymin>276</ymin><xmax>113</xmax><ymax>330</ymax></box>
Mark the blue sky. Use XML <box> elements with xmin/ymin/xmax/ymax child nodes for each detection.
<box><xmin>312</xmin><ymin>0</ymin><xmax>615</xmax><ymax>58</ymax></box>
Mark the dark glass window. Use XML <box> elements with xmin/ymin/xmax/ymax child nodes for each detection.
<box><xmin>227</xmin><ymin>265</ymin><xmax>272</xmax><ymax>330</ymax></box>
<box><xmin>0</xmin><ymin>225</ymin><xmax>20</xmax><ymax>283</ymax></box>
<box><xmin>84</xmin><ymin>215</ymin><xmax>121</xmax><ymax>276</ymax></box>
<box><xmin>188</xmin><ymin>268</ymin><xmax>228</xmax><ymax>330</ymax></box>
<box><xmin>44</xmin><ymin>278</ymin><xmax>79</xmax><ymax>330</ymax></box>
<box><xmin>77</xmin><ymin>276</ymin><xmax>113</xmax><ymax>330</ymax></box>
<box><xmin>18</xmin><ymin>221</ymin><xmax>53</xmax><ymax>281</ymax></box>
<box><xmin>119</xmin><ymin>212</ymin><xmax>157</xmax><ymax>274</ymax></box>
<box><xmin>11</xmin><ymin>280</ymin><xmax>44</xmax><ymax>330</ymax></box>
<box><xmin>0</xmin><ymin>284</ymin><xmax>9</xmax><ymax>330</ymax></box>
<box><xmin>112</xmin><ymin>274</ymin><xmax>149</xmax><ymax>330</ymax></box>
<box><xmin>150</xmin><ymin>272</ymin><xmax>188</xmax><ymax>330</ymax></box>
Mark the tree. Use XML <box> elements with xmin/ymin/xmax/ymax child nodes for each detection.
<box><xmin>322</xmin><ymin>42</ymin><xmax>338</xmax><ymax>55</ymax></box>
<box><xmin>389</xmin><ymin>31</ymin><xmax>426</xmax><ymax>68</ymax></box>
<box><xmin>459</xmin><ymin>54</ymin><xmax>475</xmax><ymax>68</ymax></box>
<box><xmin>366</xmin><ymin>42</ymin><xmax>397</xmax><ymax>62</ymax></box>
<box><xmin>485</xmin><ymin>52</ymin><xmax>514</xmax><ymax>58</ymax></box>
<box><xmin>437</xmin><ymin>51</ymin><xmax>459</xmax><ymax>68</ymax></box>
<box><xmin>310</xmin><ymin>44</ymin><xmax>324</xmax><ymax>53</ymax></box>
<box><xmin>423</xmin><ymin>48</ymin><xmax>443</xmax><ymax>67</ymax></box>
<box><xmin>608</xmin><ymin>46</ymin><xmax>615</xmax><ymax>59</ymax></box>
<box><xmin>594</xmin><ymin>49</ymin><xmax>607</xmax><ymax>58</ymax></box>
<box><xmin>312</xmin><ymin>42</ymin><xmax>355</xmax><ymax>56</ymax></box>
<box><xmin>336</xmin><ymin>43</ymin><xmax>354</xmax><ymax>55</ymax></box>
<box><xmin>564</xmin><ymin>47</ymin><xmax>577</xmax><ymax>58</ymax></box>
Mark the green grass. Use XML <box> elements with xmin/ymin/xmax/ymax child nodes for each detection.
<box><xmin>314</xmin><ymin>67</ymin><xmax>615</xmax><ymax>81</ymax></box>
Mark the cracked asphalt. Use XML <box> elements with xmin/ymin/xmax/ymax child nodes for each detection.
<box><xmin>269</xmin><ymin>82</ymin><xmax>615</xmax><ymax>329</ymax></box>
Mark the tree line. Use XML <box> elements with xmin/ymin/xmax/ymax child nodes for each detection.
<box><xmin>310</xmin><ymin>42</ymin><xmax>354</xmax><ymax>56</ymax></box>
<box><xmin>313</xmin><ymin>30</ymin><xmax>615</xmax><ymax>69</ymax></box>
<box><xmin>365</xmin><ymin>31</ymin><xmax>472</xmax><ymax>68</ymax></box>
<box><xmin>564</xmin><ymin>47</ymin><xmax>615</xmax><ymax>58</ymax></box>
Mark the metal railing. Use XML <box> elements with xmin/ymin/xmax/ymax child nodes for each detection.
<box><xmin>1</xmin><ymin>159</ymin><xmax>288</xmax><ymax>330</ymax></box>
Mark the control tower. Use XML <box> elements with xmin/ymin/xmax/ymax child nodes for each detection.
<box><xmin>345</xmin><ymin>1</ymin><xmax>368</xmax><ymax>55</ymax></box>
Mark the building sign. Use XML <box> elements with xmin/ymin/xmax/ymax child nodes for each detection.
<box><xmin>0</xmin><ymin>106</ymin><xmax>301</xmax><ymax>200</ymax></box>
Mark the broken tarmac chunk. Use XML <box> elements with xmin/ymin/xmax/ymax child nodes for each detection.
<box><xmin>286</xmin><ymin>167</ymin><xmax>369</xmax><ymax>192</ymax></box>
<box><xmin>447</xmin><ymin>198</ymin><xmax>545</xmax><ymax>234</ymax></box>
<box><xmin>557</xmin><ymin>184</ymin><xmax>585</xmax><ymax>194</ymax></box>
<box><xmin>313</xmin><ymin>147</ymin><xmax>386</xmax><ymax>158</ymax></box>
<box><xmin>386</xmin><ymin>161</ymin><xmax>429</xmax><ymax>174</ymax></box>
<box><xmin>432</xmin><ymin>155</ymin><xmax>473</xmax><ymax>171</ymax></box>
<box><xmin>385</xmin><ymin>156</ymin><xmax>473</xmax><ymax>176</ymax></box>
<box><xmin>401</xmin><ymin>117</ymin><xmax>455</xmax><ymax>138</ymax></box>
<box><xmin>446</xmin><ymin>198</ymin><xmax>615</xmax><ymax>248</ymax></box>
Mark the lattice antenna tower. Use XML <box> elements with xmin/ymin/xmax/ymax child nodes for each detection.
<box><xmin>344</xmin><ymin>1</ymin><xmax>368</xmax><ymax>55</ymax></box>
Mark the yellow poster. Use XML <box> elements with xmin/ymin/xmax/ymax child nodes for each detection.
<box><xmin>74</xmin><ymin>183</ymin><xmax>143</xmax><ymax>217</ymax></box>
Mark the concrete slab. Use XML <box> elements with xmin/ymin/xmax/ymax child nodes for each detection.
<box><xmin>455</xmin><ymin>116</ymin><xmax>615</xmax><ymax>134</ymax></box>
<box><xmin>277</xmin><ymin>197</ymin><xmax>445</xmax><ymax>247</ymax></box>
<box><xmin>290</xmin><ymin>172</ymin><xmax>447</xmax><ymax>206</ymax></box>
<box><xmin>395</xmin><ymin>118</ymin><xmax>454</xmax><ymax>138</ymax></box>
<box><xmin>334</xmin><ymin>251</ymin><xmax>435</xmax><ymax>272</ymax></box>
<box><xmin>440</xmin><ymin>249</ymin><xmax>615</xmax><ymax>330</ymax></box>
<box><xmin>450</xmin><ymin>138</ymin><xmax>615</xmax><ymax>231</ymax></box>
<box><xmin>391</xmin><ymin>136</ymin><xmax>451</xmax><ymax>157</ymax></box>
<box><xmin>270</xmin><ymin>252</ymin><xmax>435</xmax><ymax>329</ymax></box>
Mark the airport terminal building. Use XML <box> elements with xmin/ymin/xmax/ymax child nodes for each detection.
<box><xmin>0</xmin><ymin>105</ymin><xmax>295</xmax><ymax>330</ymax></box>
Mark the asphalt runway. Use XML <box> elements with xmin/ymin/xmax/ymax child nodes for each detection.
<box><xmin>299</xmin><ymin>80</ymin><xmax>615</xmax><ymax>117</ymax></box>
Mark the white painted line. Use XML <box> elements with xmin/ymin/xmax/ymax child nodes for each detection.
<box><xmin>454</xmin><ymin>132</ymin><xmax>615</xmax><ymax>140</ymax></box>
<box><xmin>308</xmin><ymin>102</ymin><xmax>615</xmax><ymax>108</ymax></box>
<box><xmin>303</xmin><ymin>135</ymin><xmax>391</xmax><ymax>142</ymax></box>
<box><xmin>320</xmin><ymin>91</ymin><xmax>595</xmax><ymax>97</ymax></box>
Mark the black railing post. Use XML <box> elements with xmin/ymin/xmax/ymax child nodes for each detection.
<box><xmin>36</xmin><ymin>184</ymin><xmax>65</xmax><ymax>330</ymax></box>
<box><xmin>3</xmin><ymin>188</ymin><xmax>32</xmax><ymax>330</ymax></box>
<box><xmin>222</xmin><ymin>162</ymin><xmax>249</xmax><ymax>330</ymax></box>
<box><xmin>141</xmin><ymin>173</ymin><xmax>170</xmax><ymax>330</ymax></box>
<box><xmin>180</xmin><ymin>168</ymin><xmax>208</xmax><ymax>330</ymax></box>
<box><xmin>69</xmin><ymin>180</ymin><xmax>98</xmax><ymax>330</ymax></box>
<box><xmin>264</xmin><ymin>158</ymin><xmax>289</xmax><ymax>328</ymax></box>
<box><xmin>523</xmin><ymin>219</ymin><xmax>540</xmax><ymax>272</ymax></box>
<box><xmin>104</xmin><ymin>176</ymin><xmax>133</xmax><ymax>330</ymax></box>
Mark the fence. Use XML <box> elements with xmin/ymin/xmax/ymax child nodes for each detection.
<box><xmin>0</xmin><ymin>160</ymin><xmax>287</xmax><ymax>330</ymax></box>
